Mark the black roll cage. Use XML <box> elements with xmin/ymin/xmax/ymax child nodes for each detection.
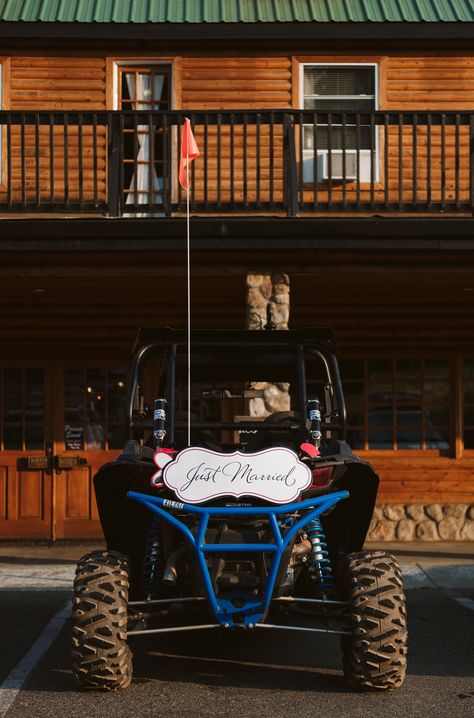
<box><xmin>125</xmin><ymin>328</ymin><xmax>347</xmax><ymax>445</ymax></box>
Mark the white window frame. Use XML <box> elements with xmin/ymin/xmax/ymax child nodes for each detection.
<box><xmin>299</xmin><ymin>63</ymin><xmax>379</xmax><ymax>184</ymax></box>
<box><xmin>112</xmin><ymin>60</ymin><xmax>173</xmax><ymax>111</ymax></box>
<box><xmin>112</xmin><ymin>61</ymin><xmax>174</xmax><ymax>214</ymax></box>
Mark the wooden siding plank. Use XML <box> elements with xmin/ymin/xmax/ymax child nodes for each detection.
<box><xmin>11</xmin><ymin>91</ymin><xmax>105</xmax><ymax>102</ymax></box>
<box><xmin>12</xmin><ymin>58</ymin><xmax>106</xmax><ymax>68</ymax></box>
<box><xmin>388</xmin><ymin>81</ymin><xmax>474</xmax><ymax>90</ymax></box>
<box><xmin>389</xmin><ymin>59</ymin><xmax>474</xmax><ymax>68</ymax></box>
<box><xmin>182</xmin><ymin>59</ymin><xmax>291</xmax><ymax>69</ymax></box>
<box><xmin>12</xmin><ymin>79</ymin><xmax>105</xmax><ymax>89</ymax></box>
<box><xmin>12</xmin><ymin>68</ymin><xmax>106</xmax><ymax>79</ymax></box>
<box><xmin>182</xmin><ymin>71</ymin><xmax>291</xmax><ymax>83</ymax></box>
<box><xmin>183</xmin><ymin>80</ymin><xmax>291</xmax><ymax>90</ymax></box>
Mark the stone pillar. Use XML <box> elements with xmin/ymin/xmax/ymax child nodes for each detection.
<box><xmin>246</xmin><ymin>272</ymin><xmax>291</xmax><ymax>416</ymax></box>
<box><xmin>246</xmin><ymin>272</ymin><xmax>290</xmax><ymax>330</ymax></box>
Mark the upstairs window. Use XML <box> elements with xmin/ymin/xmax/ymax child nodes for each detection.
<box><xmin>117</xmin><ymin>64</ymin><xmax>172</xmax><ymax>213</ymax></box>
<box><xmin>301</xmin><ymin>64</ymin><xmax>377</xmax><ymax>183</ymax></box>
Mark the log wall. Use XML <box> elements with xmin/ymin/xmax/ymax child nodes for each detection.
<box><xmin>3</xmin><ymin>52</ymin><xmax>474</xmax><ymax>208</ymax></box>
<box><xmin>383</xmin><ymin>57</ymin><xmax>474</xmax><ymax>206</ymax></box>
<box><xmin>4</xmin><ymin>57</ymin><xmax>107</xmax><ymax>205</ymax></box>
<box><xmin>1</xmin><ymin>51</ymin><xmax>474</xmax><ymax>515</ymax></box>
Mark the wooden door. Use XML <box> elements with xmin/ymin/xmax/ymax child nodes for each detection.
<box><xmin>0</xmin><ymin>360</ymin><xmax>128</xmax><ymax>540</ymax></box>
<box><xmin>52</xmin><ymin>363</ymin><xmax>128</xmax><ymax>539</ymax></box>
<box><xmin>0</xmin><ymin>364</ymin><xmax>54</xmax><ymax>539</ymax></box>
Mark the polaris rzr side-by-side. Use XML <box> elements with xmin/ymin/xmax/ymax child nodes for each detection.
<box><xmin>71</xmin><ymin>328</ymin><xmax>407</xmax><ymax>691</ymax></box>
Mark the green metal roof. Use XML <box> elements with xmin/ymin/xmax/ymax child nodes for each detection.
<box><xmin>0</xmin><ymin>0</ymin><xmax>473</xmax><ymax>24</ymax></box>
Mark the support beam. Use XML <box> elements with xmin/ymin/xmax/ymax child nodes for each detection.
<box><xmin>246</xmin><ymin>272</ymin><xmax>290</xmax><ymax>330</ymax></box>
<box><xmin>246</xmin><ymin>272</ymin><xmax>291</xmax><ymax>416</ymax></box>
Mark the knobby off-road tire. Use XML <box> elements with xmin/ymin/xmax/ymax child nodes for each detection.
<box><xmin>71</xmin><ymin>550</ymin><xmax>132</xmax><ymax>690</ymax></box>
<box><xmin>340</xmin><ymin>550</ymin><xmax>407</xmax><ymax>691</ymax></box>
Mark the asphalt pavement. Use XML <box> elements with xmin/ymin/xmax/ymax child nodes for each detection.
<box><xmin>0</xmin><ymin>541</ymin><xmax>473</xmax><ymax>718</ymax></box>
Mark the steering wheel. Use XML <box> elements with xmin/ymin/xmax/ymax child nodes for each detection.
<box><xmin>244</xmin><ymin>411</ymin><xmax>303</xmax><ymax>452</ymax></box>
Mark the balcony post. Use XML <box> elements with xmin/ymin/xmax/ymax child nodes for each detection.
<box><xmin>284</xmin><ymin>114</ymin><xmax>299</xmax><ymax>217</ymax></box>
<box><xmin>107</xmin><ymin>113</ymin><xmax>122</xmax><ymax>217</ymax></box>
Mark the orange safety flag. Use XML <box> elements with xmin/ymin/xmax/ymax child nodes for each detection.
<box><xmin>179</xmin><ymin>117</ymin><xmax>200</xmax><ymax>191</ymax></box>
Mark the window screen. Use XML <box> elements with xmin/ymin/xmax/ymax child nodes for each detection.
<box><xmin>302</xmin><ymin>65</ymin><xmax>376</xmax><ymax>152</ymax></box>
<box><xmin>304</xmin><ymin>66</ymin><xmax>375</xmax><ymax>106</ymax></box>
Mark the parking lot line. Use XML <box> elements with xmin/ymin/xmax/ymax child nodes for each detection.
<box><xmin>452</xmin><ymin>595</ymin><xmax>474</xmax><ymax>612</ymax></box>
<box><xmin>0</xmin><ymin>600</ymin><xmax>70</xmax><ymax>718</ymax></box>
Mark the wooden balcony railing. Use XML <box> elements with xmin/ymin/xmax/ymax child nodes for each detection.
<box><xmin>0</xmin><ymin>110</ymin><xmax>473</xmax><ymax>216</ymax></box>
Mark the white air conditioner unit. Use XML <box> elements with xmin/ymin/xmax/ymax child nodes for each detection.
<box><xmin>302</xmin><ymin>149</ymin><xmax>376</xmax><ymax>184</ymax></box>
<box><xmin>322</xmin><ymin>150</ymin><xmax>357</xmax><ymax>180</ymax></box>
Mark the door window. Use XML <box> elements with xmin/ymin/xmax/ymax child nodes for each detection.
<box><xmin>342</xmin><ymin>357</ymin><xmax>451</xmax><ymax>451</ymax></box>
<box><xmin>1</xmin><ymin>368</ymin><xmax>44</xmax><ymax>450</ymax></box>
<box><xmin>64</xmin><ymin>368</ymin><xmax>127</xmax><ymax>450</ymax></box>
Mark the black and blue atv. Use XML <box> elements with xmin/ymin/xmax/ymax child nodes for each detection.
<box><xmin>71</xmin><ymin>328</ymin><xmax>407</xmax><ymax>691</ymax></box>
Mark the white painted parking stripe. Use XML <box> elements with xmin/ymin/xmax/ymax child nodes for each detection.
<box><xmin>399</xmin><ymin>564</ymin><xmax>437</xmax><ymax>589</ymax></box>
<box><xmin>0</xmin><ymin>600</ymin><xmax>70</xmax><ymax>718</ymax></box>
<box><xmin>452</xmin><ymin>595</ymin><xmax>474</xmax><ymax>612</ymax></box>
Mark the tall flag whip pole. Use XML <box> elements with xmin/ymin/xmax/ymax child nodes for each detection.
<box><xmin>179</xmin><ymin>118</ymin><xmax>200</xmax><ymax>446</ymax></box>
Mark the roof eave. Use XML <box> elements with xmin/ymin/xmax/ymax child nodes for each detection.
<box><xmin>0</xmin><ymin>21</ymin><xmax>473</xmax><ymax>42</ymax></box>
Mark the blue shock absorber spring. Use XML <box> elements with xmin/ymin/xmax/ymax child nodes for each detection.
<box><xmin>305</xmin><ymin>517</ymin><xmax>334</xmax><ymax>595</ymax></box>
<box><xmin>140</xmin><ymin>517</ymin><xmax>164</xmax><ymax>599</ymax></box>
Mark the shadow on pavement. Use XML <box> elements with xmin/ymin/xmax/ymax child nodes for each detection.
<box><xmin>391</xmin><ymin>549</ymin><xmax>474</xmax><ymax>561</ymax></box>
<box><xmin>14</xmin><ymin>586</ymin><xmax>474</xmax><ymax>697</ymax></box>
<box><xmin>0</xmin><ymin>556</ymin><xmax>78</xmax><ymax>566</ymax></box>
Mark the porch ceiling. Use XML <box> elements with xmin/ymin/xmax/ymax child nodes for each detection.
<box><xmin>0</xmin><ymin>241</ymin><xmax>473</xmax><ymax>354</ymax></box>
<box><xmin>1</xmin><ymin>217</ymin><xmax>474</xmax><ymax>252</ymax></box>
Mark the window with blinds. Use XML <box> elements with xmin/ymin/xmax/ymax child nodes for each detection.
<box><xmin>301</xmin><ymin>64</ymin><xmax>377</xmax><ymax>182</ymax></box>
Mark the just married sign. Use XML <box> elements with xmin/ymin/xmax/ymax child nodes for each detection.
<box><xmin>155</xmin><ymin>447</ymin><xmax>312</xmax><ymax>504</ymax></box>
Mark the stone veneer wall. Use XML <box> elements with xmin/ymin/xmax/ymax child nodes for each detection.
<box><xmin>246</xmin><ymin>272</ymin><xmax>290</xmax><ymax>331</ymax></box>
<box><xmin>367</xmin><ymin>504</ymin><xmax>474</xmax><ymax>541</ymax></box>
<box><xmin>246</xmin><ymin>272</ymin><xmax>291</xmax><ymax>416</ymax></box>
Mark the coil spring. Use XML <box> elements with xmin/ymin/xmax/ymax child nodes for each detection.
<box><xmin>139</xmin><ymin>518</ymin><xmax>164</xmax><ymax>599</ymax></box>
<box><xmin>305</xmin><ymin>517</ymin><xmax>334</xmax><ymax>595</ymax></box>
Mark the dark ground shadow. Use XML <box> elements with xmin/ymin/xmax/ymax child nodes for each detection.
<box><xmin>131</xmin><ymin>627</ymin><xmax>346</xmax><ymax>692</ymax></box>
<box><xmin>391</xmin><ymin>549</ymin><xmax>474</xmax><ymax>561</ymax></box>
<box><xmin>17</xmin><ymin>586</ymin><xmax>474</xmax><ymax>698</ymax></box>
<box><xmin>24</xmin><ymin>618</ymin><xmax>348</xmax><ymax>695</ymax></box>
<box><xmin>0</xmin><ymin>555</ymin><xmax>78</xmax><ymax>565</ymax></box>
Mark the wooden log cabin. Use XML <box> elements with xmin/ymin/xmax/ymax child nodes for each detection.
<box><xmin>0</xmin><ymin>0</ymin><xmax>473</xmax><ymax>541</ymax></box>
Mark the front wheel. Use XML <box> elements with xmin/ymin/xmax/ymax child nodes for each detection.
<box><xmin>71</xmin><ymin>550</ymin><xmax>132</xmax><ymax>690</ymax></box>
<box><xmin>340</xmin><ymin>550</ymin><xmax>407</xmax><ymax>690</ymax></box>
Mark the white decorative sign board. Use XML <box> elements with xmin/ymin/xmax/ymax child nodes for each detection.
<box><xmin>159</xmin><ymin>447</ymin><xmax>312</xmax><ymax>504</ymax></box>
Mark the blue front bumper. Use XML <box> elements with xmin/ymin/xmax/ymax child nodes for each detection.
<box><xmin>127</xmin><ymin>490</ymin><xmax>349</xmax><ymax>628</ymax></box>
